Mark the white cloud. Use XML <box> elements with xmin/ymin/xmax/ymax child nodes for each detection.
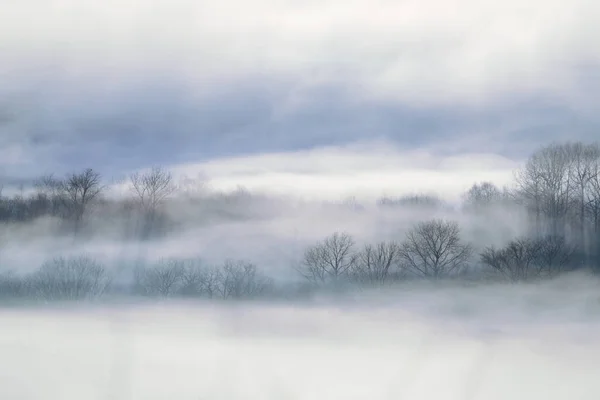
<box><xmin>168</xmin><ymin>141</ymin><xmax>521</xmax><ymax>202</ymax></box>
<box><xmin>1</xmin><ymin>0</ymin><xmax>598</xmax><ymax>106</ymax></box>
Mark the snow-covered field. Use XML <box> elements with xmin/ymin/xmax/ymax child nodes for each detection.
<box><xmin>2</xmin><ymin>278</ymin><xmax>600</xmax><ymax>400</ymax></box>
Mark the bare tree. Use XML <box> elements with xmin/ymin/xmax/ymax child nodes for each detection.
<box><xmin>399</xmin><ymin>219</ymin><xmax>472</xmax><ymax>279</ymax></box>
<box><xmin>588</xmin><ymin>161</ymin><xmax>600</xmax><ymax>231</ymax></box>
<box><xmin>130</xmin><ymin>167</ymin><xmax>176</xmax><ymax>211</ymax></box>
<box><xmin>512</xmin><ymin>142</ymin><xmax>600</xmax><ymax>263</ymax></box>
<box><xmin>33</xmin><ymin>174</ymin><xmax>67</xmax><ymax>217</ymax></box>
<box><xmin>540</xmin><ymin>144</ymin><xmax>573</xmax><ymax>236</ymax></box>
<box><xmin>132</xmin><ymin>258</ymin><xmax>272</xmax><ymax>299</ymax></box>
<box><xmin>514</xmin><ymin>155</ymin><xmax>545</xmax><ymax>235</ymax></box>
<box><xmin>29</xmin><ymin>256</ymin><xmax>111</xmax><ymax>301</ymax></box>
<box><xmin>178</xmin><ymin>260</ymin><xmax>221</xmax><ymax>298</ymax></box>
<box><xmin>133</xmin><ymin>258</ymin><xmax>186</xmax><ymax>297</ymax></box>
<box><xmin>536</xmin><ymin>235</ymin><xmax>579</xmax><ymax>273</ymax></box>
<box><xmin>216</xmin><ymin>260</ymin><xmax>273</xmax><ymax>299</ymax></box>
<box><xmin>565</xmin><ymin>142</ymin><xmax>600</xmax><ymax>248</ymax></box>
<box><xmin>130</xmin><ymin>167</ymin><xmax>176</xmax><ymax>238</ymax></box>
<box><xmin>480</xmin><ymin>235</ymin><xmax>578</xmax><ymax>282</ymax></box>
<box><xmin>517</xmin><ymin>144</ymin><xmax>574</xmax><ymax>237</ymax></box>
<box><xmin>56</xmin><ymin>169</ymin><xmax>103</xmax><ymax>233</ymax></box>
<box><xmin>480</xmin><ymin>238</ymin><xmax>545</xmax><ymax>282</ymax></box>
<box><xmin>34</xmin><ymin>174</ymin><xmax>62</xmax><ymax>195</ymax></box>
<box><xmin>583</xmin><ymin>150</ymin><xmax>600</xmax><ymax>265</ymax></box>
<box><xmin>462</xmin><ymin>182</ymin><xmax>503</xmax><ymax>211</ymax></box>
<box><xmin>351</xmin><ymin>241</ymin><xmax>402</xmax><ymax>285</ymax></box>
<box><xmin>298</xmin><ymin>232</ymin><xmax>357</xmax><ymax>284</ymax></box>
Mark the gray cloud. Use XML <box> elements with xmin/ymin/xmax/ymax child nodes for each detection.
<box><xmin>0</xmin><ymin>0</ymin><xmax>599</xmax><ymax>184</ymax></box>
<box><xmin>3</xmin><ymin>0</ymin><xmax>599</xmax><ymax>101</ymax></box>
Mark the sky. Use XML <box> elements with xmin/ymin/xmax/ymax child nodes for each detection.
<box><xmin>2</xmin><ymin>5</ymin><xmax>600</xmax><ymax>398</ymax></box>
<box><xmin>1</xmin><ymin>0</ymin><xmax>599</xmax><ymax>200</ymax></box>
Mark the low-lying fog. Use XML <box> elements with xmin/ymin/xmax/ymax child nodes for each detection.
<box><xmin>1</xmin><ymin>144</ymin><xmax>599</xmax><ymax>399</ymax></box>
<box><xmin>3</xmin><ymin>0</ymin><xmax>600</xmax><ymax>395</ymax></box>
<box><xmin>2</xmin><ymin>275</ymin><xmax>600</xmax><ymax>400</ymax></box>
<box><xmin>0</xmin><ymin>192</ymin><xmax>526</xmax><ymax>280</ymax></box>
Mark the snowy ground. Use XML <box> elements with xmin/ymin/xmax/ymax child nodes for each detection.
<box><xmin>2</xmin><ymin>279</ymin><xmax>600</xmax><ymax>400</ymax></box>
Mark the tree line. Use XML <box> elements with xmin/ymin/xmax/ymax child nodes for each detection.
<box><xmin>0</xmin><ymin>255</ymin><xmax>274</xmax><ymax>302</ymax></box>
<box><xmin>298</xmin><ymin>222</ymin><xmax>580</xmax><ymax>286</ymax></box>
<box><xmin>1</xmin><ymin>142</ymin><xmax>599</xmax><ymax>246</ymax></box>
<box><xmin>0</xmin><ymin>167</ymin><xmax>178</xmax><ymax>238</ymax></box>
<box><xmin>0</xmin><ymin>141</ymin><xmax>599</xmax><ymax>302</ymax></box>
<box><xmin>0</xmin><ymin>218</ymin><xmax>583</xmax><ymax>303</ymax></box>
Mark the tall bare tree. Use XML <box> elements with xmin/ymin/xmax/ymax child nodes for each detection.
<box><xmin>538</xmin><ymin>144</ymin><xmax>573</xmax><ymax>236</ymax></box>
<box><xmin>130</xmin><ymin>167</ymin><xmax>177</xmax><ymax>238</ymax></box>
<box><xmin>33</xmin><ymin>174</ymin><xmax>67</xmax><ymax>218</ymax></box>
<box><xmin>130</xmin><ymin>167</ymin><xmax>177</xmax><ymax>212</ymax></box>
<box><xmin>57</xmin><ymin>169</ymin><xmax>103</xmax><ymax>233</ymax></box>
<box><xmin>351</xmin><ymin>241</ymin><xmax>402</xmax><ymax>285</ymax></box>
<box><xmin>514</xmin><ymin>155</ymin><xmax>544</xmax><ymax>235</ymax></box>
<box><xmin>515</xmin><ymin>144</ymin><xmax>573</xmax><ymax>236</ymax></box>
<box><xmin>587</xmin><ymin>159</ymin><xmax>600</xmax><ymax>264</ymax></box>
<box><xmin>298</xmin><ymin>232</ymin><xmax>357</xmax><ymax>284</ymax></box>
<box><xmin>565</xmin><ymin>142</ymin><xmax>600</xmax><ymax>248</ymax></box>
<box><xmin>399</xmin><ymin>219</ymin><xmax>472</xmax><ymax>279</ymax></box>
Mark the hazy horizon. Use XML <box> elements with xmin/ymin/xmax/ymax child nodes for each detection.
<box><xmin>2</xmin><ymin>0</ymin><xmax>600</xmax><ymax>398</ymax></box>
<box><xmin>2</xmin><ymin>0</ymin><xmax>599</xmax><ymax>195</ymax></box>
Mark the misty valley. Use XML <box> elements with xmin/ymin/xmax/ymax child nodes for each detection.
<box><xmin>1</xmin><ymin>141</ymin><xmax>600</xmax><ymax>399</ymax></box>
<box><xmin>3</xmin><ymin>0</ymin><xmax>600</xmax><ymax>395</ymax></box>
<box><xmin>1</xmin><ymin>141</ymin><xmax>600</xmax><ymax>300</ymax></box>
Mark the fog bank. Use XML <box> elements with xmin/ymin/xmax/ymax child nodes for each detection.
<box><xmin>2</xmin><ymin>277</ymin><xmax>600</xmax><ymax>400</ymax></box>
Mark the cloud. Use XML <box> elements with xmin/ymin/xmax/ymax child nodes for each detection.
<box><xmin>0</xmin><ymin>0</ymin><xmax>598</xmax><ymax>186</ymax></box>
<box><xmin>168</xmin><ymin>141</ymin><xmax>520</xmax><ymax>202</ymax></box>
<box><xmin>2</xmin><ymin>0</ymin><xmax>599</xmax><ymax>106</ymax></box>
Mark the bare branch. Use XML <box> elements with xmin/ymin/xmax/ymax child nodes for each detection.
<box><xmin>398</xmin><ymin>219</ymin><xmax>472</xmax><ymax>279</ymax></box>
<box><xmin>480</xmin><ymin>235</ymin><xmax>579</xmax><ymax>282</ymax></box>
<box><xmin>297</xmin><ymin>232</ymin><xmax>357</xmax><ymax>284</ymax></box>
<box><xmin>29</xmin><ymin>256</ymin><xmax>111</xmax><ymax>300</ymax></box>
<box><xmin>130</xmin><ymin>167</ymin><xmax>177</xmax><ymax>212</ymax></box>
<box><xmin>351</xmin><ymin>241</ymin><xmax>403</xmax><ymax>285</ymax></box>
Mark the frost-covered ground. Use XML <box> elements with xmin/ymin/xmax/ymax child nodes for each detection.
<box><xmin>2</xmin><ymin>277</ymin><xmax>600</xmax><ymax>400</ymax></box>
